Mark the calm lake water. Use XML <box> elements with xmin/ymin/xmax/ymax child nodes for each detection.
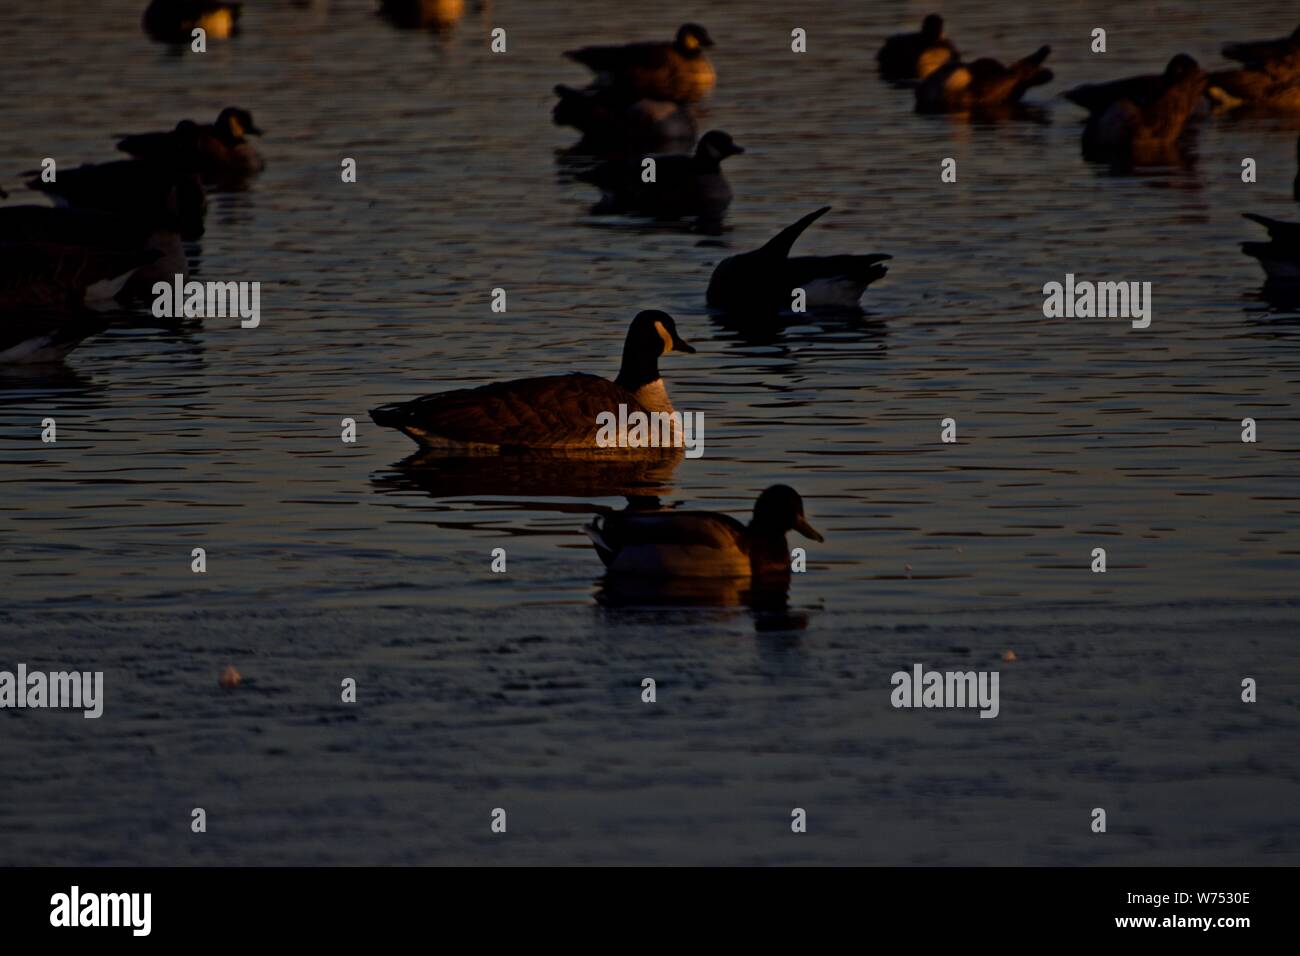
<box><xmin>1</xmin><ymin>0</ymin><xmax>1298</xmax><ymax>865</ymax></box>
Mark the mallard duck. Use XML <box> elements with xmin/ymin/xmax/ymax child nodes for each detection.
<box><xmin>25</xmin><ymin>160</ymin><xmax>206</xmax><ymax>241</ymax></box>
<box><xmin>1242</xmin><ymin>213</ymin><xmax>1300</xmax><ymax>282</ymax></box>
<box><xmin>877</xmin><ymin>14</ymin><xmax>958</xmax><ymax>81</ymax></box>
<box><xmin>1222</xmin><ymin>24</ymin><xmax>1300</xmax><ymax>71</ymax></box>
<box><xmin>915</xmin><ymin>46</ymin><xmax>1053</xmax><ymax>113</ymax></box>
<box><xmin>578</xmin><ymin>130</ymin><xmax>743</xmax><ymax>223</ymax></box>
<box><xmin>142</xmin><ymin>0</ymin><xmax>241</xmax><ymax>43</ymax></box>
<box><xmin>706</xmin><ymin>206</ymin><xmax>890</xmax><ymax>314</ymax></box>
<box><xmin>1064</xmin><ymin>54</ymin><xmax>1202</xmax><ymax>115</ymax></box>
<box><xmin>565</xmin><ymin>23</ymin><xmax>715</xmax><ymax>103</ymax></box>
<box><xmin>369</xmin><ymin>310</ymin><xmax>695</xmax><ymax>450</ymax></box>
<box><xmin>584</xmin><ymin>484</ymin><xmax>823</xmax><ymax>578</ymax></box>
<box><xmin>553</xmin><ymin>85</ymin><xmax>696</xmax><ymax>156</ymax></box>
<box><xmin>116</xmin><ymin>107</ymin><xmax>265</xmax><ymax>186</ymax></box>
<box><xmin>1083</xmin><ymin>57</ymin><xmax>1206</xmax><ymax>165</ymax></box>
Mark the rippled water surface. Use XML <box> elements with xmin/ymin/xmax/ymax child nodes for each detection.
<box><xmin>1</xmin><ymin>0</ymin><xmax>1298</xmax><ymax>864</ymax></box>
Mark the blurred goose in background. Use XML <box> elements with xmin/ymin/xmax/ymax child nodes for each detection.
<box><xmin>116</xmin><ymin>107</ymin><xmax>265</xmax><ymax>187</ymax></box>
<box><xmin>0</xmin><ymin>238</ymin><xmax>157</xmax><ymax>313</ymax></box>
<box><xmin>1083</xmin><ymin>56</ymin><xmax>1206</xmax><ymax>165</ymax></box>
<box><xmin>25</xmin><ymin>160</ymin><xmax>206</xmax><ymax>242</ymax></box>
<box><xmin>143</xmin><ymin>0</ymin><xmax>241</xmax><ymax>43</ymax></box>
<box><xmin>915</xmin><ymin>46</ymin><xmax>1053</xmax><ymax>112</ymax></box>
<box><xmin>0</xmin><ymin>206</ymin><xmax>174</xmax><ymax>302</ymax></box>
<box><xmin>1222</xmin><ymin>24</ymin><xmax>1300</xmax><ymax>71</ymax></box>
<box><xmin>877</xmin><ymin>14</ymin><xmax>958</xmax><ymax>81</ymax></box>
<box><xmin>1064</xmin><ymin>54</ymin><xmax>1202</xmax><ymax>115</ymax></box>
<box><xmin>584</xmin><ymin>484</ymin><xmax>823</xmax><ymax>579</ymax></box>
<box><xmin>369</xmin><ymin>310</ymin><xmax>695</xmax><ymax>450</ymax></box>
<box><xmin>706</xmin><ymin>206</ymin><xmax>890</xmax><ymax>314</ymax></box>
<box><xmin>565</xmin><ymin>23</ymin><xmax>715</xmax><ymax>103</ymax></box>
<box><xmin>0</xmin><ymin>310</ymin><xmax>111</xmax><ymax>364</ymax></box>
<box><xmin>553</xmin><ymin>84</ymin><xmax>696</xmax><ymax>156</ymax></box>
<box><xmin>577</xmin><ymin>130</ymin><xmax>743</xmax><ymax>224</ymax></box>
<box><xmin>1241</xmin><ymin>213</ymin><xmax>1300</xmax><ymax>282</ymax></box>
<box><xmin>377</xmin><ymin>0</ymin><xmax>464</xmax><ymax>31</ymax></box>
<box><xmin>23</xmin><ymin>162</ymin><xmax>205</xmax><ymax>298</ymax></box>
<box><xmin>1207</xmin><ymin>58</ymin><xmax>1300</xmax><ymax>115</ymax></box>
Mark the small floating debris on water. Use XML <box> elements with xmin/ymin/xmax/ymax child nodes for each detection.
<box><xmin>1001</xmin><ymin>650</ymin><xmax>1018</xmax><ymax>663</ymax></box>
<box><xmin>218</xmin><ymin>665</ymin><xmax>242</xmax><ymax>689</ymax></box>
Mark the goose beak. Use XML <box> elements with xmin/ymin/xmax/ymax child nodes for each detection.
<box><xmin>673</xmin><ymin>332</ymin><xmax>696</xmax><ymax>353</ymax></box>
<box><xmin>247</xmin><ymin>124</ymin><xmax>264</xmax><ymax>136</ymax></box>
<box><xmin>793</xmin><ymin>516</ymin><xmax>823</xmax><ymax>543</ymax></box>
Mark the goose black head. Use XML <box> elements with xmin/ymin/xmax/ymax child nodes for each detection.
<box><xmin>695</xmin><ymin>130</ymin><xmax>745</xmax><ymax>164</ymax></box>
<box><xmin>1164</xmin><ymin>54</ymin><xmax>1200</xmax><ymax>80</ymax></box>
<box><xmin>676</xmin><ymin>23</ymin><xmax>714</xmax><ymax>54</ymax></box>
<box><xmin>616</xmin><ymin>310</ymin><xmax>694</xmax><ymax>390</ymax></box>
<box><xmin>752</xmin><ymin>485</ymin><xmax>823</xmax><ymax>542</ymax></box>
<box><xmin>216</xmin><ymin>107</ymin><xmax>262</xmax><ymax>141</ymax></box>
<box><xmin>921</xmin><ymin>14</ymin><xmax>944</xmax><ymax>42</ymax></box>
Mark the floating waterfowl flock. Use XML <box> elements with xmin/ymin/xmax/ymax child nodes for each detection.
<box><xmin>6</xmin><ymin>8</ymin><xmax>1300</xmax><ymax>592</ymax></box>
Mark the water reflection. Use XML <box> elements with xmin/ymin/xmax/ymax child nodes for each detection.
<box><xmin>373</xmin><ymin>447</ymin><xmax>682</xmax><ymax>499</ymax></box>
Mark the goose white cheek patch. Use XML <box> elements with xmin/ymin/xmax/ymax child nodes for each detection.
<box><xmin>595</xmin><ymin>405</ymin><xmax>705</xmax><ymax>458</ymax></box>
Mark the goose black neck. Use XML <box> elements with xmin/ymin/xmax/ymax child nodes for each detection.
<box><xmin>615</xmin><ymin>340</ymin><xmax>660</xmax><ymax>391</ymax></box>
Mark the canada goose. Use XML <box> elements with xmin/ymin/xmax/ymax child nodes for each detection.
<box><xmin>116</xmin><ymin>107</ymin><xmax>265</xmax><ymax>186</ymax></box>
<box><xmin>584</xmin><ymin>484</ymin><xmax>823</xmax><ymax>578</ymax></box>
<box><xmin>1242</xmin><ymin>213</ymin><xmax>1300</xmax><ymax>282</ymax></box>
<box><xmin>553</xmin><ymin>84</ymin><xmax>696</xmax><ymax>156</ymax></box>
<box><xmin>1294</xmin><ymin>135</ymin><xmax>1299</xmax><ymax>201</ymax></box>
<box><xmin>377</xmin><ymin>0</ymin><xmax>464</xmax><ymax>31</ymax></box>
<box><xmin>1083</xmin><ymin>57</ymin><xmax>1206</xmax><ymax>165</ymax></box>
<box><xmin>706</xmin><ymin>206</ymin><xmax>890</xmax><ymax>314</ymax></box>
<box><xmin>1222</xmin><ymin>24</ymin><xmax>1300</xmax><ymax>71</ymax></box>
<box><xmin>877</xmin><ymin>14</ymin><xmax>958</xmax><ymax>81</ymax></box>
<box><xmin>1063</xmin><ymin>54</ymin><xmax>1202</xmax><ymax>115</ymax></box>
<box><xmin>25</xmin><ymin>160</ymin><xmax>206</xmax><ymax>242</ymax></box>
<box><xmin>565</xmin><ymin>23</ymin><xmax>715</xmax><ymax>103</ymax></box>
<box><xmin>0</xmin><ymin>312</ymin><xmax>110</xmax><ymax>364</ymax></box>
<box><xmin>143</xmin><ymin>0</ymin><xmax>241</xmax><ymax>43</ymax></box>
<box><xmin>915</xmin><ymin>46</ymin><xmax>1053</xmax><ymax>113</ymax></box>
<box><xmin>0</xmin><ymin>206</ymin><xmax>176</xmax><ymax>303</ymax></box>
<box><xmin>1206</xmin><ymin>62</ymin><xmax>1300</xmax><ymax>115</ymax></box>
<box><xmin>0</xmin><ymin>239</ymin><xmax>159</xmax><ymax>312</ymax></box>
<box><xmin>578</xmin><ymin>130</ymin><xmax>743</xmax><ymax>223</ymax></box>
<box><xmin>369</xmin><ymin>310</ymin><xmax>695</xmax><ymax>450</ymax></box>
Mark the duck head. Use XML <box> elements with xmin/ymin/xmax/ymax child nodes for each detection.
<box><xmin>676</xmin><ymin>23</ymin><xmax>714</xmax><ymax>55</ymax></box>
<box><xmin>752</xmin><ymin>485</ymin><xmax>823</xmax><ymax>543</ymax></box>
<box><xmin>695</xmin><ymin>130</ymin><xmax>745</xmax><ymax>165</ymax></box>
<box><xmin>615</xmin><ymin>310</ymin><xmax>694</xmax><ymax>394</ymax></box>
<box><xmin>921</xmin><ymin>14</ymin><xmax>945</xmax><ymax>42</ymax></box>
<box><xmin>216</xmin><ymin>107</ymin><xmax>263</xmax><ymax>142</ymax></box>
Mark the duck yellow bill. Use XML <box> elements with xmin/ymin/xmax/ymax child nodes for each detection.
<box><xmin>794</xmin><ymin>516</ymin><xmax>823</xmax><ymax>542</ymax></box>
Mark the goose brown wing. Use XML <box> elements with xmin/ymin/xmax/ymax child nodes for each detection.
<box><xmin>371</xmin><ymin>373</ymin><xmax>646</xmax><ymax>448</ymax></box>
